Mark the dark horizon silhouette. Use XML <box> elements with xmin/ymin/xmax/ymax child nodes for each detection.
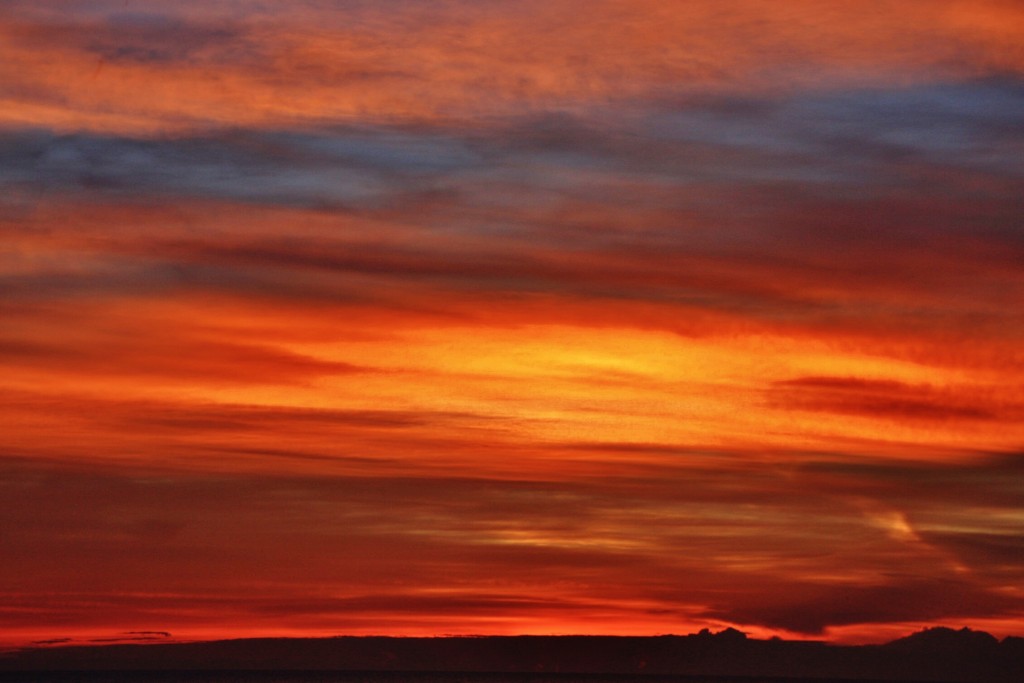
<box><xmin>3</xmin><ymin>0</ymin><xmax>1023</xmax><ymax>666</ymax></box>
<box><xmin>3</xmin><ymin>625</ymin><xmax>1023</xmax><ymax>682</ymax></box>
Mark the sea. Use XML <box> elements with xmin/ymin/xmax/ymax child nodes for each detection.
<box><xmin>0</xmin><ymin>673</ymin><xmax>938</xmax><ymax>683</ymax></box>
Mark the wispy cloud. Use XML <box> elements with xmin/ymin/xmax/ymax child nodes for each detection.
<box><xmin>2</xmin><ymin>452</ymin><xmax>1021</xmax><ymax>637</ymax></box>
<box><xmin>1</xmin><ymin>0</ymin><xmax>1023</xmax><ymax>647</ymax></box>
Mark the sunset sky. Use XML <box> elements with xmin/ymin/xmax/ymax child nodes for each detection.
<box><xmin>2</xmin><ymin>0</ymin><xmax>1023</xmax><ymax>649</ymax></box>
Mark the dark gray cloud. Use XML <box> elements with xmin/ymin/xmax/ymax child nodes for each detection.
<box><xmin>704</xmin><ymin>577</ymin><xmax>1024</xmax><ymax>634</ymax></box>
<box><xmin>921</xmin><ymin>531</ymin><xmax>1024</xmax><ymax>577</ymax></box>
<box><xmin>4</xmin><ymin>10</ymin><xmax>260</xmax><ymax>66</ymax></box>
<box><xmin>0</xmin><ymin>127</ymin><xmax>478</xmax><ymax>209</ymax></box>
<box><xmin>771</xmin><ymin>376</ymin><xmax>1007</xmax><ymax>422</ymax></box>
<box><xmin>3</xmin><ymin>78</ymin><xmax>1020</xmax><ymax>214</ymax></box>
<box><xmin>649</xmin><ymin>78</ymin><xmax>1024</xmax><ymax>180</ymax></box>
<box><xmin>84</xmin><ymin>14</ymin><xmax>248</xmax><ymax>65</ymax></box>
<box><xmin>794</xmin><ymin>452</ymin><xmax>1024</xmax><ymax>509</ymax></box>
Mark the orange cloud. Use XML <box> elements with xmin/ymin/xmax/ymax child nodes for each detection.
<box><xmin>2</xmin><ymin>1</ymin><xmax>1023</xmax><ymax>133</ymax></box>
<box><xmin>2</xmin><ymin>0</ymin><xmax>1023</xmax><ymax>648</ymax></box>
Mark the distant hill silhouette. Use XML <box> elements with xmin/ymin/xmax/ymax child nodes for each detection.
<box><xmin>2</xmin><ymin>627</ymin><xmax>1022</xmax><ymax>682</ymax></box>
<box><xmin>886</xmin><ymin>626</ymin><xmax>999</xmax><ymax>651</ymax></box>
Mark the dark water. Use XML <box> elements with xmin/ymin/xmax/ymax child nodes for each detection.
<box><xmin>0</xmin><ymin>673</ymin><xmax>932</xmax><ymax>683</ymax></box>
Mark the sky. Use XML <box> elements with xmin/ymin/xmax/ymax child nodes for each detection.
<box><xmin>1</xmin><ymin>0</ymin><xmax>1023</xmax><ymax>649</ymax></box>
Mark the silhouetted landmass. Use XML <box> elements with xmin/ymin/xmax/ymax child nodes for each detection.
<box><xmin>2</xmin><ymin>627</ymin><xmax>1022</xmax><ymax>682</ymax></box>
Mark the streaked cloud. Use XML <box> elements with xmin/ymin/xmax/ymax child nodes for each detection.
<box><xmin>2</xmin><ymin>452</ymin><xmax>1021</xmax><ymax>639</ymax></box>
<box><xmin>1</xmin><ymin>0</ymin><xmax>1022</xmax><ymax>648</ymax></box>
